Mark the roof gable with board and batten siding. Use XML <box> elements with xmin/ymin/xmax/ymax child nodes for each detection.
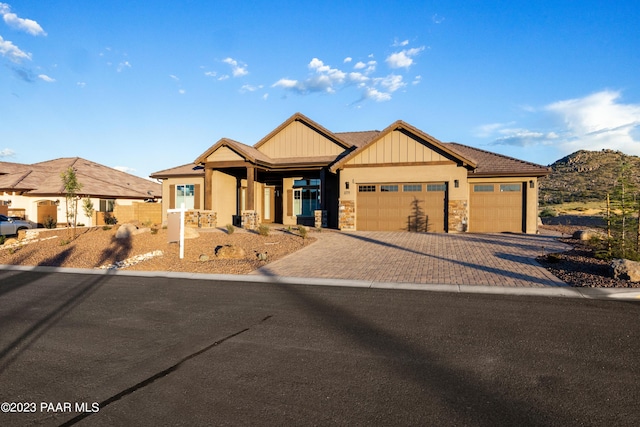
<box><xmin>254</xmin><ymin>112</ymin><xmax>352</xmax><ymax>160</ymax></box>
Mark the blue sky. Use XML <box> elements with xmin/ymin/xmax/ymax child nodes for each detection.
<box><xmin>1</xmin><ymin>1</ymin><xmax>639</xmax><ymax>179</ymax></box>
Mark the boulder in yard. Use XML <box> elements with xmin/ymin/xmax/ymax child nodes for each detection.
<box><xmin>115</xmin><ymin>224</ymin><xmax>150</xmax><ymax>239</ymax></box>
<box><xmin>609</xmin><ymin>259</ymin><xmax>640</xmax><ymax>282</ymax></box>
<box><xmin>215</xmin><ymin>245</ymin><xmax>246</xmax><ymax>259</ymax></box>
<box><xmin>184</xmin><ymin>227</ymin><xmax>200</xmax><ymax>240</ymax></box>
<box><xmin>572</xmin><ymin>229</ymin><xmax>604</xmax><ymax>241</ymax></box>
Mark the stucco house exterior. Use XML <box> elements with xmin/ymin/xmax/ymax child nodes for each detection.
<box><xmin>0</xmin><ymin>157</ymin><xmax>161</xmax><ymax>227</ymax></box>
<box><xmin>151</xmin><ymin>113</ymin><xmax>549</xmax><ymax>233</ymax></box>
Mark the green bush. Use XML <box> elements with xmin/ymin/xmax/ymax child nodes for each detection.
<box><xmin>0</xmin><ymin>235</ymin><xmax>5</xmax><ymax>245</ymax></box>
<box><xmin>43</xmin><ymin>215</ymin><xmax>57</xmax><ymax>229</ymax></box>
<box><xmin>103</xmin><ymin>212</ymin><xmax>118</xmax><ymax>225</ymax></box>
<box><xmin>298</xmin><ymin>225</ymin><xmax>308</xmax><ymax>239</ymax></box>
<box><xmin>257</xmin><ymin>224</ymin><xmax>270</xmax><ymax>236</ymax></box>
<box><xmin>225</xmin><ymin>224</ymin><xmax>235</xmax><ymax>234</ymax></box>
<box><xmin>539</xmin><ymin>207</ymin><xmax>557</xmax><ymax>218</ymax></box>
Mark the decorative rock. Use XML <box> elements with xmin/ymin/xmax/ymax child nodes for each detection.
<box><xmin>256</xmin><ymin>252</ymin><xmax>268</xmax><ymax>261</ymax></box>
<box><xmin>609</xmin><ymin>259</ymin><xmax>640</xmax><ymax>282</ymax></box>
<box><xmin>572</xmin><ymin>229</ymin><xmax>603</xmax><ymax>241</ymax></box>
<box><xmin>198</xmin><ymin>254</ymin><xmax>209</xmax><ymax>262</ymax></box>
<box><xmin>215</xmin><ymin>245</ymin><xmax>246</xmax><ymax>259</ymax></box>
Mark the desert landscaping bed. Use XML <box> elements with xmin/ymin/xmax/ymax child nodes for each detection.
<box><xmin>0</xmin><ymin>226</ymin><xmax>315</xmax><ymax>275</ymax></box>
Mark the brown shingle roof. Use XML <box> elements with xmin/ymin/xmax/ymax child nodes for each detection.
<box><xmin>0</xmin><ymin>157</ymin><xmax>161</xmax><ymax>198</ymax></box>
<box><xmin>445</xmin><ymin>143</ymin><xmax>550</xmax><ymax>177</ymax></box>
<box><xmin>335</xmin><ymin>131</ymin><xmax>381</xmax><ymax>148</ymax></box>
<box><xmin>150</xmin><ymin>163</ymin><xmax>204</xmax><ymax>178</ymax></box>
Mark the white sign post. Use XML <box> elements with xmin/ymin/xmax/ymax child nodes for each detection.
<box><xmin>167</xmin><ymin>203</ymin><xmax>186</xmax><ymax>259</ymax></box>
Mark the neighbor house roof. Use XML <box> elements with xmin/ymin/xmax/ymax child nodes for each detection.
<box><xmin>0</xmin><ymin>157</ymin><xmax>161</xmax><ymax>199</ymax></box>
<box><xmin>150</xmin><ymin>163</ymin><xmax>204</xmax><ymax>179</ymax></box>
<box><xmin>444</xmin><ymin>143</ymin><xmax>550</xmax><ymax>177</ymax></box>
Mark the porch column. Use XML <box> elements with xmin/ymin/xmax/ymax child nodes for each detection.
<box><xmin>246</xmin><ymin>165</ymin><xmax>255</xmax><ymax>210</ymax></box>
<box><xmin>204</xmin><ymin>167</ymin><xmax>213</xmax><ymax>210</ymax></box>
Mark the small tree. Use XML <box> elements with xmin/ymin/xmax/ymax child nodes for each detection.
<box><xmin>82</xmin><ymin>197</ymin><xmax>95</xmax><ymax>226</ymax></box>
<box><xmin>61</xmin><ymin>167</ymin><xmax>83</xmax><ymax>238</ymax></box>
<box><xmin>605</xmin><ymin>160</ymin><xmax>640</xmax><ymax>261</ymax></box>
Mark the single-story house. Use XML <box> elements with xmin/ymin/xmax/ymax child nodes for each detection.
<box><xmin>151</xmin><ymin>113</ymin><xmax>549</xmax><ymax>233</ymax></box>
<box><xmin>0</xmin><ymin>157</ymin><xmax>161</xmax><ymax>226</ymax></box>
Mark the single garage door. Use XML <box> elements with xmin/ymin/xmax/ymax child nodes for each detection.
<box><xmin>357</xmin><ymin>183</ymin><xmax>446</xmax><ymax>232</ymax></box>
<box><xmin>469</xmin><ymin>183</ymin><xmax>524</xmax><ymax>233</ymax></box>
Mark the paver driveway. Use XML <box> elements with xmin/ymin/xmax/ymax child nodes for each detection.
<box><xmin>253</xmin><ymin>231</ymin><xmax>571</xmax><ymax>287</ymax></box>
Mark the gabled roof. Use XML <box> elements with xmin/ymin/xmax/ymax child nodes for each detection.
<box><xmin>329</xmin><ymin>120</ymin><xmax>477</xmax><ymax>172</ymax></box>
<box><xmin>335</xmin><ymin>130</ymin><xmax>381</xmax><ymax>148</ymax></box>
<box><xmin>254</xmin><ymin>112</ymin><xmax>353</xmax><ymax>151</ymax></box>
<box><xmin>0</xmin><ymin>157</ymin><xmax>161</xmax><ymax>198</ymax></box>
<box><xmin>150</xmin><ymin>163</ymin><xmax>204</xmax><ymax>178</ymax></box>
<box><xmin>445</xmin><ymin>143</ymin><xmax>550</xmax><ymax>177</ymax></box>
<box><xmin>194</xmin><ymin>138</ymin><xmax>271</xmax><ymax>166</ymax></box>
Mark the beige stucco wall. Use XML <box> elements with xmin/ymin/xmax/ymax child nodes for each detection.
<box><xmin>259</xmin><ymin>121</ymin><xmax>344</xmax><ymax>159</ymax></box>
<box><xmin>211</xmin><ymin>171</ymin><xmax>237</xmax><ymax>226</ymax></box>
<box><xmin>159</xmin><ymin>176</ymin><xmax>205</xmax><ymax>224</ymax></box>
<box><xmin>468</xmin><ymin>176</ymin><xmax>540</xmax><ymax>233</ymax></box>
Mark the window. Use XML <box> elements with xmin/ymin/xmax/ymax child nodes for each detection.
<box><xmin>293</xmin><ymin>179</ymin><xmax>321</xmax><ymax>216</ymax></box>
<box><xmin>99</xmin><ymin>199</ymin><xmax>115</xmax><ymax>212</ymax></box>
<box><xmin>358</xmin><ymin>185</ymin><xmax>376</xmax><ymax>192</ymax></box>
<box><xmin>474</xmin><ymin>184</ymin><xmax>494</xmax><ymax>192</ymax></box>
<box><xmin>500</xmin><ymin>184</ymin><xmax>521</xmax><ymax>192</ymax></box>
<box><xmin>427</xmin><ymin>184</ymin><xmax>446</xmax><ymax>192</ymax></box>
<box><xmin>176</xmin><ymin>184</ymin><xmax>195</xmax><ymax>209</ymax></box>
<box><xmin>380</xmin><ymin>185</ymin><xmax>398</xmax><ymax>192</ymax></box>
<box><xmin>403</xmin><ymin>184</ymin><xmax>422</xmax><ymax>192</ymax></box>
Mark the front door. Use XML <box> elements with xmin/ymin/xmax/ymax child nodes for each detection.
<box><xmin>263</xmin><ymin>186</ymin><xmax>275</xmax><ymax>223</ymax></box>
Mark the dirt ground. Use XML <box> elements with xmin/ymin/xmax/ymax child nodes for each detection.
<box><xmin>0</xmin><ymin>225</ymin><xmax>315</xmax><ymax>275</ymax></box>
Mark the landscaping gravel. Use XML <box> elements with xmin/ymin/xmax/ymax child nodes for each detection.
<box><xmin>0</xmin><ymin>225</ymin><xmax>315</xmax><ymax>275</ymax></box>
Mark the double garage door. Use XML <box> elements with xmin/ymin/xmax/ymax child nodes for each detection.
<box><xmin>356</xmin><ymin>183</ymin><xmax>446</xmax><ymax>232</ymax></box>
<box><xmin>469</xmin><ymin>182</ymin><xmax>525</xmax><ymax>233</ymax></box>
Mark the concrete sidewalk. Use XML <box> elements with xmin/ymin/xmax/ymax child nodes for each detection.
<box><xmin>253</xmin><ymin>231</ymin><xmax>572</xmax><ymax>288</ymax></box>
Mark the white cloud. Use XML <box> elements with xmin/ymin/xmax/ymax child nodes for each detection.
<box><xmin>178</xmin><ymin>89</ymin><xmax>185</xmax><ymax>94</ymax></box>
<box><xmin>393</xmin><ymin>39</ymin><xmax>409</xmax><ymax>47</ymax></box>
<box><xmin>273</xmin><ymin>50</ymin><xmax>420</xmax><ymax>103</ymax></box>
<box><xmin>412</xmin><ymin>75</ymin><xmax>422</xmax><ymax>85</ymax></box>
<box><xmin>222</xmin><ymin>57</ymin><xmax>248</xmax><ymax>77</ymax></box>
<box><xmin>262</xmin><ymin>93</ymin><xmax>269</xmax><ymax>101</ymax></box>
<box><xmin>343</xmin><ymin>57</ymin><xmax>352</xmax><ymax>63</ymax></box>
<box><xmin>204</xmin><ymin>71</ymin><xmax>217</xmax><ymax>78</ymax></box>
<box><xmin>0</xmin><ymin>3</ymin><xmax>46</xmax><ymax>36</ymax></box>
<box><xmin>37</xmin><ymin>74</ymin><xmax>55</xmax><ymax>82</ymax></box>
<box><xmin>240</xmin><ymin>84</ymin><xmax>263</xmax><ymax>93</ymax></box>
<box><xmin>432</xmin><ymin>14</ymin><xmax>445</xmax><ymax>24</ymax></box>
<box><xmin>486</xmin><ymin>90</ymin><xmax>640</xmax><ymax>156</ymax></box>
<box><xmin>385</xmin><ymin>46</ymin><xmax>425</xmax><ymax>69</ymax></box>
<box><xmin>0</xmin><ymin>35</ymin><xmax>31</xmax><ymax>62</ymax></box>
<box><xmin>0</xmin><ymin>148</ymin><xmax>15</xmax><ymax>157</ymax></box>
<box><xmin>117</xmin><ymin>61</ymin><xmax>131</xmax><ymax>72</ymax></box>
<box><xmin>169</xmin><ymin>74</ymin><xmax>179</xmax><ymax>81</ymax></box>
<box><xmin>77</xmin><ymin>81</ymin><xmax>86</xmax><ymax>88</ymax></box>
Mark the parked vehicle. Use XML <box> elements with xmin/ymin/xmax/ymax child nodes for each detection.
<box><xmin>0</xmin><ymin>214</ymin><xmax>34</xmax><ymax>236</ymax></box>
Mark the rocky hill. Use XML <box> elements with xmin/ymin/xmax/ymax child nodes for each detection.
<box><xmin>539</xmin><ymin>149</ymin><xmax>640</xmax><ymax>205</ymax></box>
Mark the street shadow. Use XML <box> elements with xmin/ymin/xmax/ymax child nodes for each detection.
<box><xmin>255</xmin><ymin>266</ymin><xmax>573</xmax><ymax>425</ymax></box>
<box><xmin>95</xmin><ymin>236</ymin><xmax>132</xmax><ymax>268</ymax></box>
<box><xmin>338</xmin><ymin>232</ymin><xmax>565</xmax><ymax>287</ymax></box>
<box><xmin>0</xmin><ymin>271</ymin><xmax>113</xmax><ymax>375</ymax></box>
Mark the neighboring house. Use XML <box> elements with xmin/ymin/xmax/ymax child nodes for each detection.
<box><xmin>0</xmin><ymin>157</ymin><xmax>161</xmax><ymax>227</ymax></box>
<box><xmin>151</xmin><ymin>113</ymin><xmax>549</xmax><ymax>233</ymax></box>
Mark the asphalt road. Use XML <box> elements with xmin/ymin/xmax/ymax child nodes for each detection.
<box><xmin>0</xmin><ymin>270</ymin><xmax>638</xmax><ymax>426</ymax></box>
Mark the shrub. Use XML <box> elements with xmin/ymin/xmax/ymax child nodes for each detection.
<box><xmin>102</xmin><ymin>225</ymin><xmax>112</xmax><ymax>231</ymax></box>
<box><xmin>225</xmin><ymin>224</ymin><xmax>235</xmax><ymax>234</ymax></box>
<box><xmin>103</xmin><ymin>212</ymin><xmax>118</xmax><ymax>225</ymax></box>
<box><xmin>43</xmin><ymin>215</ymin><xmax>57</xmax><ymax>229</ymax></box>
<box><xmin>298</xmin><ymin>225</ymin><xmax>308</xmax><ymax>239</ymax></box>
<box><xmin>539</xmin><ymin>208</ymin><xmax>557</xmax><ymax>218</ymax></box>
<box><xmin>0</xmin><ymin>235</ymin><xmax>5</xmax><ymax>245</ymax></box>
<box><xmin>150</xmin><ymin>228</ymin><xmax>158</xmax><ymax>235</ymax></box>
<box><xmin>257</xmin><ymin>224</ymin><xmax>270</xmax><ymax>236</ymax></box>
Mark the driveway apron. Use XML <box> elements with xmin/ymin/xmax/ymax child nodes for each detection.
<box><xmin>253</xmin><ymin>231</ymin><xmax>571</xmax><ymax>287</ymax></box>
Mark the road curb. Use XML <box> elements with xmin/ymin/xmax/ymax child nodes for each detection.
<box><xmin>1</xmin><ymin>264</ymin><xmax>639</xmax><ymax>301</ymax></box>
